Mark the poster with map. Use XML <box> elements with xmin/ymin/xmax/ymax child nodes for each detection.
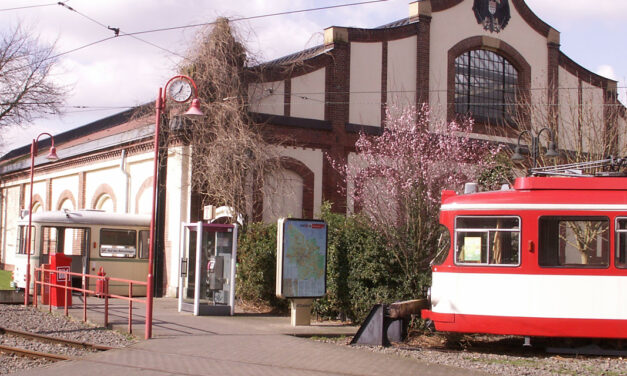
<box><xmin>276</xmin><ymin>218</ymin><xmax>327</xmax><ymax>298</ymax></box>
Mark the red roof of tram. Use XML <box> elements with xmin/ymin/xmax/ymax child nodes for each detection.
<box><xmin>514</xmin><ymin>176</ymin><xmax>627</xmax><ymax>191</ymax></box>
<box><xmin>442</xmin><ymin>176</ymin><xmax>627</xmax><ymax>207</ymax></box>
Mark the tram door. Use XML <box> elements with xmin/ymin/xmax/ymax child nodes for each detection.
<box><xmin>179</xmin><ymin>223</ymin><xmax>237</xmax><ymax>315</ymax></box>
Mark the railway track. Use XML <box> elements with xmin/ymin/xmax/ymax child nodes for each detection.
<box><xmin>0</xmin><ymin>326</ymin><xmax>114</xmax><ymax>362</ymax></box>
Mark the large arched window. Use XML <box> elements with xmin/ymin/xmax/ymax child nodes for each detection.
<box><xmin>455</xmin><ymin>49</ymin><xmax>518</xmax><ymax>123</ymax></box>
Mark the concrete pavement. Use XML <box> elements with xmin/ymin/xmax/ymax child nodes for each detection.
<box><xmin>16</xmin><ymin>297</ymin><xmax>488</xmax><ymax>375</ymax></box>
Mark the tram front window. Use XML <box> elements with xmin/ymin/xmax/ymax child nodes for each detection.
<box><xmin>454</xmin><ymin>216</ymin><xmax>520</xmax><ymax>265</ymax></box>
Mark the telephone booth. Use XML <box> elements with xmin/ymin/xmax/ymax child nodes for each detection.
<box><xmin>178</xmin><ymin>222</ymin><xmax>238</xmax><ymax>316</ymax></box>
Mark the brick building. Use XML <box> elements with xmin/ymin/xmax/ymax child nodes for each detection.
<box><xmin>1</xmin><ymin>0</ymin><xmax>625</xmax><ymax>297</ymax></box>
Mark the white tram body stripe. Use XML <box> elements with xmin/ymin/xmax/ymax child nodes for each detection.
<box><xmin>441</xmin><ymin>203</ymin><xmax>627</xmax><ymax>211</ymax></box>
<box><xmin>431</xmin><ymin>272</ymin><xmax>627</xmax><ymax>320</ymax></box>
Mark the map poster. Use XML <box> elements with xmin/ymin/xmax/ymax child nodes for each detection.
<box><xmin>276</xmin><ymin>218</ymin><xmax>327</xmax><ymax>298</ymax></box>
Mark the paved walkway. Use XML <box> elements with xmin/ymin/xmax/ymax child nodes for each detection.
<box><xmin>17</xmin><ymin>297</ymin><xmax>488</xmax><ymax>375</ymax></box>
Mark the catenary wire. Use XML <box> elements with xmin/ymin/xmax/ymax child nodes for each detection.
<box><xmin>0</xmin><ymin>1</ymin><xmax>70</xmax><ymax>12</ymax></box>
<box><xmin>56</xmin><ymin>2</ymin><xmax>189</xmax><ymax>61</ymax></box>
<box><xmin>121</xmin><ymin>0</ymin><xmax>389</xmax><ymax>37</ymax></box>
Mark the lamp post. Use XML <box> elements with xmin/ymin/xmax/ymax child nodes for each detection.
<box><xmin>511</xmin><ymin>127</ymin><xmax>559</xmax><ymax>170</ymax></box>
<box><xmin>25</xmin><ymin>133</ymin><xmax>59</xmax><ymax>305</ymax></box>
<box><xmin>146</xmin><ymin>75</ymin><xmax>203</xmax><ymax>339</ymax></box>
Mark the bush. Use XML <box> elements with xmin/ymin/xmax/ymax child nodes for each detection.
<box><xmin>313</xmin><ymin>202</ymin><xmax>412</xmax><ymax>323</ymax></box>
<box><xmin>237</xmin><ymin>203</ymin><xmax>424</xmax><ymax>323</ymax></box>
<box><xmin>236</xmin><ymin>222</ymin><xmax>287</xmax><ymax>311</ymax></box>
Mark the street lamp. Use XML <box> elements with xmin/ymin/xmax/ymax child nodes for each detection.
<box><xmin>511</xmin><ymin>127</ymin><xmax>559</xmax><ymax>170</ymax></box>
<box><xmin>146</xmin><ymin>75</ymin><xmax>203</xmax><ymax>339</ymax></box>
<box><xmin>25</xmin><ymin>133</ymin><xmax>59</xmax><ymax>305</ymax></box>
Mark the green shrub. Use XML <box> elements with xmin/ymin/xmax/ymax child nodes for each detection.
<box><xmin>313</xmin><ymin>202</ymin><xmax>411</xmax><ymax>323</ymax></box>
<box><xmin>237</xmin><ymin>202</ymin><xmax>424</xmax><ymax>324</ymax></box>
<box><xmin>236</xmin><ymin>222</ymin><xmax>287</xmax><ymax>311</ymax></box>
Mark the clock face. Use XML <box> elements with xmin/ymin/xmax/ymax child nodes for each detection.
<box><xmin>168</xmin><ymin>78</ymin><xmax>193</xmax><ymax>103</ymax></box>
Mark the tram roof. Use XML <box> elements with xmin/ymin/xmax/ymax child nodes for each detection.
<box><xmin>18</xmin><ymin>210</ymin><xmax>151</xmax><ymax>227</ymax></box>
<box><xmin>442</xmin><ymin>176</ymin><xmax>627</xmax><ymax>210</ymax></box>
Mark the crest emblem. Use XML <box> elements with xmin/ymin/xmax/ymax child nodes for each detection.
<box><xmin>473</xmin><ymin>0</ymin><xmax>511</xmax><ymax>33</ymax></box>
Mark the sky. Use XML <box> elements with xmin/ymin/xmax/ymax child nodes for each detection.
<box><xmin>0</xmin><ymin>0</ymin><xmax>625</xmax><ymax>155</ymax></box>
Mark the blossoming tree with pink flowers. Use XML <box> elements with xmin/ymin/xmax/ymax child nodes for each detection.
<box><xmin>329</xmin><ymin>105</ymin><xmax>502</xmax><ymax>293</ymax></box>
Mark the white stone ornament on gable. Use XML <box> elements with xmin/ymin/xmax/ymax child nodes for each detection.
<box><xmin>473</xmin><ymin>0</ymin><xmax>511</xmax><ymax>33</ymax></box>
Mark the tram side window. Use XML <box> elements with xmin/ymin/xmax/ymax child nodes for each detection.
<box><xmin>455</xmin><ymin>217</ymin><xmax>520</xmax><ymax>265</ymax></box>
<box><xmin>17</xmin><ymin>226</ymin><xmax>35</xmax><ymax>255</ymax></box>
<box><xmin>138</xmin><ymin>230</ymin><xmax>149</xmax><ymax>259</ymax></box>
<box><xmin>41</xmin><ymin>227</ymin><xmax>58</xmax><ymax>255</ymax></box>
<box><xmin>539</xmin><ymin>217</ymin><xmax>609</xmax><ymax>268</ymax></box>
<box><xmin>617</xmin><ymin>219</ymin><xmax>627</xmax><ymax>268</ymax></box>
<box><xmin>41</xmin><ymin>227</ymin><xmax>88</xmax><ymax>256</ymax></box>
<box><xmin>100</xmin><ymin>229</ymin><xmax>137</xmax><ymax>258</ymax></box>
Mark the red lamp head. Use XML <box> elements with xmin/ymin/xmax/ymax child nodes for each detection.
<box><xmin>184</xmin><ymin>98</ymin><xmax>204</xmax><ymax>119</ymax></box>
<box><xmin>46</xmin><ymin>146</ymin><xmax>59</xmax><ymax>161</ymax></box>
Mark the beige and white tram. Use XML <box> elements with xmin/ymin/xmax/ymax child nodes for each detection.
<box><xmin>15</xmin><ymin>210</ymin><xmax>150</xmax><ymax>296</ymax></box>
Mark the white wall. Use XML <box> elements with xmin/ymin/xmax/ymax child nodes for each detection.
<box><xmin>291</xmin><ymin>68</ymin><xmax>326</xmax><ymax>120</ymax></box>
<box><xmin>558</xmin><ymin>67</ymin><xmax>581</xmax><ymax>152</ymax></box>
<box><xmin>1</xmin><ymin>186</ymin><xmax>20</xmax><ymax>267</ymax></box>
<box><xmin>262</xmin><ymin>169</ymin><xmax>304</xmax><ymax>223</ymax></box>
<box><xmin>164</xmin><ymin>145</ymin><xmax>191</xmax><ymax>296</ymax></box>
<box><xmin>51</xmin><ymin>175</ymin><xmax>78</xmax><ymax>210</ymax></box>
<box><xmin>276</xmin><ymin>146</ymin><xmax>324</xmax><ymax>217</ymax></box>
<box><xmin>388</xmin><ymin>36</ymin><xmax>417</xmax><ymax>113</ymax></box>
<box><xmin>350</xmin><ymin>41</ymin><xmax>382</xmax><ymax>127</ymax></box>
<box><xmin>248</xmin><ymin>81</ymin><xmax>285</xmax><ymax>116</ymax></box>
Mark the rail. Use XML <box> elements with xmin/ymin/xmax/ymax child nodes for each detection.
<box><xmin>32</xmin><ymin>265</ymin><xmax>148</xmax><ymax>338</ymax></box>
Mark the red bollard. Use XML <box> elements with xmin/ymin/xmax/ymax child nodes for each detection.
<box><xmin>96</xmin><ymin>267</ymin><xmax>106</xmax><ymax>298</ymax></box>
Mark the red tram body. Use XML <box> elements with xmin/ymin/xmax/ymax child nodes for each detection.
<box><xmin>421</xmin><ymin>175</ymin><xmax>627</xmax><ymax>339</ymax></box>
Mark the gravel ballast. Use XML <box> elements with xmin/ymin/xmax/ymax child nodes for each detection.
<box><xmin>324</xmin><ymin>334</ymin><xmax>627</xmax><ymax>376</ymax></box>
<box><xmin>0</xmin><ymin>304</ymin><xmax>136</xmax><ymax>374</ymax></box>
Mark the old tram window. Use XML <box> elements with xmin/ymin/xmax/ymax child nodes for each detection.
<box><xmin>138</xmin><ymin>230</ymin><xmax>150</xmax><ymax>259</ymax></box>
<box><xmin>17</xmin><ymin>225</ymin><xmax>35</xmax><ymax>255</ymax></box>
<box><xmin>617</xmin><ymin>219</ymin><xmax>627</xmax><ymax>268</ymax></box>
<box><xmin>41</xmin><ymin>227</ymin><xmax>58</xmax><ymax>255</ymax></box>
<box><xmin>455</xmin><ymin>49</ymin><xmax>518</xmax><ymax>124</ymax></box>
<box><xmin>454</xmin><ymin>217</ymin><xmax>520</xmax><ymax>265</ymax></box>
<box><xmin>539</xmin><ymin>217</ymin><xmax>609</xmax><ymax>268</ymax></box>
<box><xmin>100</xmin><ymin>229</ymin><xmax>137</xmax><ymax>258</ymax></box>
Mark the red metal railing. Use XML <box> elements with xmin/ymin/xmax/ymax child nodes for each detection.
<box><xmin>33</xmin><ymin>265</ymin><xmax>148</xmax><ymax>337</ymax></box>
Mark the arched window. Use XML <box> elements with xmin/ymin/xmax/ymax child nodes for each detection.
<box><xmin>31</xmin><ymin>201</ymin><xmax>42</xmax><ymax>214</ymax></box>
<box><xmin>455</xmin><ymin>49</ymin><xmax>518</xmax><ymax>123</ymax></box>
<box><xmin>95</xmin><ymin>194</ymin><xmax>114</xmax><ymax>212</ymax></box>
<box><xmin>262</xmin><ymin>169</ymin><xmax>304</xmax><ymax>223</ymax></box>
<box><xmin>58</xmin><ymin>198</ymin><xmax>74</xmax><ymax>211</ymax></box>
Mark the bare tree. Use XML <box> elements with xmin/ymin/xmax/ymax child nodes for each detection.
<box><xmin>507</xmin><ymin>82</ymin><xmax>626</xmax><ymax>169</ymax></box>
<box><xmin>0</xmin><ymin>24</ymin><xmax>66</xmax><ymax>130</ymax></box>
<box><xmin>178</xmin><ymin>18</ymin><xmax>282</xmax><ymax>222</ymax></box>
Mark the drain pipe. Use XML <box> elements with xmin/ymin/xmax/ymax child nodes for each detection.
<box><xmin>120</xmin><ymin>150</ymin><xmax>130</xmax><ymax>213</ymax></box>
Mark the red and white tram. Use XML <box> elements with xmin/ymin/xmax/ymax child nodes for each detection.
<box><xmin>421</xmin><ymin>162</ymin><xmax>627</xmax><ymax>339</ymax></box>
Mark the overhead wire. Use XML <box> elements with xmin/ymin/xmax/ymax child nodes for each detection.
<box><xmin>123</xmin><ymin>0</ymin><xmax>390</xmax><ymax>37</ymax></box>
<box><xmin>0</xmin><ymin>0</ymin><xmax>69</xmax><ymax>12</ymax></box>
<box><xmin>56</xmin><ymin>2</ymin><xmax>188</xmax><ymax>61</ymax></box>
<box><xmin>3</xmin><ymin>0</ymin><xmax>390</xmax><ymax>72</ymax></box>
